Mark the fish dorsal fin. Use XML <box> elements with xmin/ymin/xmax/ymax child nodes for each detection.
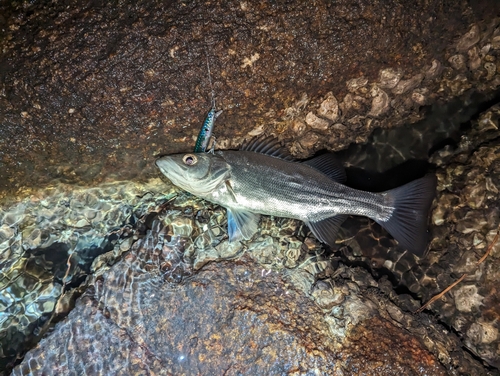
<box><xmin>227</xmin><ymin>208</ymin><xmax>261</xmax><ymax>242</ymax></box>
<box><xmin>306</xmin><ymin>215</ymin><xmax>348</xmax><ymax>247</ymax></box>
<box><xmin>240</xmin><ymin>135</ymin><xmax>295</xmax><ymax>161</ymax></box>
<box><xmin>302</xmin><ymin>153</ymin><xmax>346</xmax><ymax>183</ymax></box>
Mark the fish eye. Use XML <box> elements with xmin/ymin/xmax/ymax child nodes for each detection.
<box><xmin>182</xmin><ymin>154</ymin><xmax>198</xmax><ymax>166</ymax></box>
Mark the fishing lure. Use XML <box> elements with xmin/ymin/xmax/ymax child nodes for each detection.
<box><xmin>194</xmin><ymin>105</ymin><xmax>223</xmax><ymax>153</ymax></box>
<box><xmin>194</xmin><ymin>47</ymin><xmax>223</xmax><ymax>153</ymax></box>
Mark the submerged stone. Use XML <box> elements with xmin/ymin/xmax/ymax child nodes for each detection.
<box><xmin>11</xmin><ymin>218</ymin><xmax>470</xmax><ymax>375</ymax></box>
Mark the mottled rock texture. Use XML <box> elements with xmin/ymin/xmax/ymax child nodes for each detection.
<box><xmin>0</xmin><ymin>0</ymin><xmax>499</xmax><ymax>200</ymax></box>
<box><xmin>426</xmin><ymin>104</ymin><xmax>500</xmax><ymax>369</ymax></box>
<box><xmin>11</xmin><ymin>218</ymin><xmax>488</xmax><ymax>376</ymax></box>
<box><xmin>327</xmin><ymin>101</ymin><xmax>500</xmax><ymax>372</ymax></box>
<box><xmin>2</xmin><ymin>0</ymin><xmax>500</xmax><ymax>374</ymax></box>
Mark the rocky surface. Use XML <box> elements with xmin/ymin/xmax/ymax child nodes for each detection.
<box><xmin>426</xmin><ymin>104</ymin><xmax>500</xmax><ymax>368</ymax></box>
<box><xmin>324</xmin><ymin>101</ymin><xmax>500</xmax><ymax>371</ymax></box>
<box><xmin>2</xmin><ymin>0</ymin><xmax>500</xmax><ymax>374</ymax></box>
<box><xmin>4</xmin><ymin>103</ymin><xmax>500</xmax><ymax>373</ymax></box>
<box><xmin>1</xmin><ymin>0</ymin><xmax>500</xmax><ymax>199</ymax></box>
<box><xmin>10</xmin><ymin>214</ymin><xmax>489</xmax><ymax>375</ymax></box>
<box><xmin>0</xmin><ymin>179</ymin><xmax>173</xmax><ymax>372</ymax></box>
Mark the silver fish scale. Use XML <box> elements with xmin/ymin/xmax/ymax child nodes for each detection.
<box><xmin>214</xmin><ymin>151</ymin><xmax>391</xmax><ymax>222</ymax></box>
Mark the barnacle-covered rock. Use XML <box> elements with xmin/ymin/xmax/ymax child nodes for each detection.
<box><xmin>411</xmin><ymin>88</ymin><xmax>428</xmax><ymax>106</ymax></box>
<box><xmin>319</xmin><ymin>95</ymin><xmax>500</xmax><ymax>373</ymax></box>
<box><xmin>424</xmin><ymin>104</ymin><xmax>500</xmax><ymax>368</ymax></box>
<box><xmin>456</xmin><ymin>24</ymin><xmax>481</xmax><ymax>53</ymax></box>
<box><xmin>425</xmin><ymin>59</ymin><xmax>443</xmax><ymax>81</ymax></box>
<box><xmin>298</xmin><ymin>131</ymin><xmax>320</xmax><ymax>151</ymax></box>
<box><xmin>448</xmin><ymin>54</ymin><xmax>467</xmax><ymax>71</ymax></box>
<box><xmin>305</xmin><ymin>111</ymin><xmax>330</xmax><ymax>130</ymax></box>
<box><xmin>468</xmin><ymin>46</ymin><xmax>482</xmax><ymax>71</ymax></box>
<box><xmin>378</xmin><ymin>68</ymin><xmax>404</xmax><ymax>89</ymax></box>
<box><xmin>317</xmin><ymin>92</ymin><xmax>340</xmax><ymax>122</ymax></box>
<box><xmin>346</xmin><ymin>77</ymin><xmax>369</xmax><ymax>93</ymax></box>
<box><xmin>368</xmin><ymin>85</ymin><xmax>390</xmax><ymax>117</ymax></box>
<box><xmin>1</xmin><ymin>2</ymin><xmax>500</xmax><ymax>373</ymax></box>
<box><xmin>392</xmin><ymin>73</ymin><xmax>424</xmax><ymax>95</ymax></box>
<box><xmin>485</xmin><ymin>62</ymin><xmax>497</xmax><ymax>80</ymax></box>
<box><xmin>344</xmin><ymin>102</ymin><xmax>500</xmax><ymax>369</ymax></box>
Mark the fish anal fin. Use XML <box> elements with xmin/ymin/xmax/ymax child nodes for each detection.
<box><xmin>307</xmin><ymin>215</ymin><xmax>348</xmax><ymax>247</ymax></box>
<box><xmin>302</xmin><ymin>153</ymin><xmax>346</xmax><ymax>183</ymax></box>
<box><xmin>240</xmin><ymin>135</ymin><xmax>295</xmax><ymax>161</ymax></box>
<box><xmin>227</xmin><ymin>208</ymin><xmax>261</xmax><ymax>242</ymax></box>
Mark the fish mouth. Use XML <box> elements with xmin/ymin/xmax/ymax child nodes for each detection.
<box><xmin>155</xmin><ymin>157</ymin><xmax>185</xmax><ymax>185</ymax></box>
<box><xmin>155</xmin><ymin>157</ymin><xmax>175</xmax><ymax>175</ymax></box>
<box><xmin>156</xmin><ymin>155</ymin><xmax>229</xmax><ymax>197</ymax></box>
<box><xmin>155</xmin><ymin>157</ymin><xmax>208</xmax><ymax>195</ymax></box>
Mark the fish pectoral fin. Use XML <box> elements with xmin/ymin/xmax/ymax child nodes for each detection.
<box><xmin>302</xmin><ymin>153</ymin><xmax>346</xmax><ymax>183</ymax></box>
<box><xmin>225</xmin><ymin>180</ymin><xmax>237</xmax><ymax>201</ymax></box>
<box><xmin>306</xmin><ymin>215</ymin><xmax>348</xmax><ymax>247</ymax></box>
<box><xmin>227</xmin><ymin>208</ymin><xmax>261</xmax><ymax>242</ymax></box>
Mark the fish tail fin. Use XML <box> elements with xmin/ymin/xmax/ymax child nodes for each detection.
<box><xmin>376</xmin><ymin>174</ymin><xmax>437</xmax><ymax>256</ymax></box>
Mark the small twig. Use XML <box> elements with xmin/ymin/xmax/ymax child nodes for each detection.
<box><xmin>415</xmin><ymin>224</ymin><xmax>500</xmax><ymax>314</ymax></box>
<box><xmin>415</xmin><ymin>273</ymin><xmax>467</xmax><ymax>313</ymax></box>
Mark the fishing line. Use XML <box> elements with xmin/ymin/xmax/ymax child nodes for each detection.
<box><xmin>204</xmin><ymin>42</ymin><xmax>216</xmax><ymax>109</ymax></box>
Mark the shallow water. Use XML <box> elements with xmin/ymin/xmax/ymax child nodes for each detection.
<box><xmin>1</xmin><ymin>89</ymin><xmax>499</xmax><ymax>373</ymax></box>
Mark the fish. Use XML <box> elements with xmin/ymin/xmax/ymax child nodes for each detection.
<box><xmin>193</xmin><ymin>106</ymin><xmax>223</xmax><ymax>153</ymax></box>
<box><xmin>156</xmin><ymin>136</ymin><xmax>437</xmax><ymax>256</ymax></box>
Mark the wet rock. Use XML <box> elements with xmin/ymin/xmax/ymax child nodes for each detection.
<box><xmin>369</xmin><ymin>85</ymin><xmax>390</xmax><ymax>117</ymax></box>
<box><xmin>468</xmin><ymin>46</ymin><xmax>482</xmax><ymax>71</ymax></box>
<box><xmin>333</xmin><ymin>101</ymin><xmax>500</xmax><ymax>372</ymax></box>
<box><xmin>392</xmin><ymin>74</ymin><xmax>424</xmax><ymax>95</ymax></box>
<box><xmin>298</xmin><ymin>131</ymin><xmax>320</xmax><ymax>151</ymax></box>
<box><xmin>378</xmin><ymin>68</ymin><xmax>404</xmax><ymax>89</ymax></box>
<box><xmin>11</xmin><ymin>218</ymin><xmax>483</xmax><ymax>375</ymax></box>
<box><xmin>346</xmin><ymin>77</ymin><xmax>369</xmax><ymax>93</ymax></box>
<box><xmin>305</xmin><ymin>111</ymin><xmax>330</xmax><ymax>130</ymax></box>
<box><xmin>485</xmin><ymin>62</ymin><xmax>497</xmax><ymax>80</ymax></box>
<box><xmin>0</xmin><ymin>0</ymin><xmax>495</xmax><ymax>198</ymax></box>
<box><xmin>0</xmin><ymin>179</ymin><xmax>174</xmax><ymax>371</ymax></box>
<box><xmin>425</xmin><ymin>104</ymin><xmax>500</xmax><ymax>368</ymax></box>
<box><xmin>425</xmin><ymin>59</ymin><xmax>443</xmax><ymax>81</ymax></box>
<box><xmin>456</xmin><ymin>25</ymin><xmax>481</xmax><ymax>53</ymax></box>
<box><xmin>317</xmin><ymin>92</ymin><xmax>340</xmax><ymax>122</ymax></box>
<box><xmin>448</xmin><ymin>54</ymin><xmax>467</xmax><ymax>71</ymax></box>
<box><xmin>411</xmin><ymin>88</ymin><xmax>428</xmax><ymax>106</ymax></box>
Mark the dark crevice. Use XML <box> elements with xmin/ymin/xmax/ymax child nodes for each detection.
<box><xmin>340</xmin><ymin>88</ymin><xmax>500</xmax><ymax>174</ymax></box>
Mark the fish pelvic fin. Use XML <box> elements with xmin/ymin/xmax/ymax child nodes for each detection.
<box><xmin>376</xmin><ymin>174</ymin><xmax>437</xmax><ymax>257</ymax></box>
<box><xmin>227</xmin><ymin>208</ymin><xmax>260</xmax><ymax>242</ymax></box>
<box><xmin>307</xmin><ymin>215</ymin><xmax>348</xmax><ymax>247</ymax></box>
